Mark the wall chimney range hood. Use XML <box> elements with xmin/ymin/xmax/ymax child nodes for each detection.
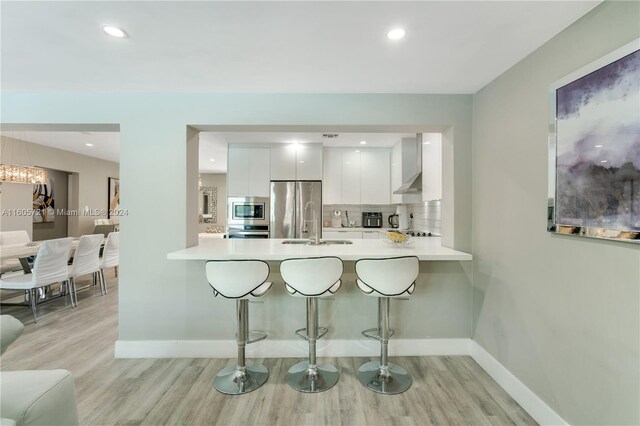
<box><xmin>393</xmin><ymin>133</ymin><xmax>423</xmax><ymax>194</ymax></box>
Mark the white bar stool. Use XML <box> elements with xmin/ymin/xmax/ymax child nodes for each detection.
<box><xmin>355</xmin><ymin>256</ymin><xmax>419</xmax><ymax>395</ymax></box>
<box><xmin>205</xmin><ymin>260</ymin><xmax>273</xmax><ymax>395</ymax></box>
<box><xmin>280</xmin><ymin>256</ymin><xmax>343</xmax><ymax>393</ymax></box>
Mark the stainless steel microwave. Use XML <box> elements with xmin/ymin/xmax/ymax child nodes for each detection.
<box><xmin>227</xmin><ymin>197</ymin><xmax>270</xmax><ymax>226</ymax></box>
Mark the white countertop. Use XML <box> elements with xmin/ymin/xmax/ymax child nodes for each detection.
<box><xmin>167</xmin><ymin>237</ymin><xmax>471</xmax><ymax>261</ymax></box>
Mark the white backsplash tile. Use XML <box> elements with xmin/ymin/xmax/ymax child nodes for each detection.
<box><xmin>322</xmin><ymin>200</ymin><xmax>441</xmax><ymax>235</ymax></box>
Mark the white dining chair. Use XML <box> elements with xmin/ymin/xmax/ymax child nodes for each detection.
<box><xmin>68</xmin><ymin>234</ymin><xmax>104</xmax><ymax>306</ymax></box>
<box><xmin>99</xmin><ymin>232</ymin><xmax>119</xmax><ymax>292</ymax></box>
<box><xmin>0</xmin><ymin>231</ymin><xmax>31</xmax><ymax>276</ymax></box>
<box><xmin>0</xmin><ymin>238</ymin><xmax>73</xmax><ymax>322</ymax></box>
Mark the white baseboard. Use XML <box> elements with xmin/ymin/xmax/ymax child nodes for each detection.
<box><xmin>470</xmin><ymin>341</ymin><xmax>568</xmax><ymax>426</ymax></box>
<box><xmin>114</xmin><ymin>337</ymin><xmax>471</xmax><ymax>359</ymax></box>
<box><xmin>114</xmin><ymin>338</ymin><xmax>567</xmax><ymax>426</ymax></box>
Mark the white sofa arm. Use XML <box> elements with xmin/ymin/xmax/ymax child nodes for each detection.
<box><xmin>0</xmin><ymin>370</ymin><xmax>79</xmax><ymax>426</ymax></box>
<box><xmin>0</xmin><ymin>316</ymin><xmax>24</xmax><ymax>356</ymax></box>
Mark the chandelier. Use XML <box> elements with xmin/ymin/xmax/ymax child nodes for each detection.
<box><xmin>0</xmin><ymin>164</ymin><xmax>47</xmax><ymax>184</ymax></box>
<box><xmin>0</xmin><ymin>135</ymin><xmax>48</xmax><ymax>184</ymax></box>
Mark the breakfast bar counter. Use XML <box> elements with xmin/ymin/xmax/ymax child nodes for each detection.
<box><xmin>152</xmin><ymin>237</ymin><xmax>474</xmax><ymax>358</ymax></box>
<box><xmin>167</xmin><ymin>237</ymin><xmax>472</xmax><ymax>261</ymax></box>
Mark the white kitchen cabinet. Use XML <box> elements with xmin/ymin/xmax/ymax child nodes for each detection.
<box><xmin>422</xmin><ymin>134</ymin><xmax>442</xmax><ymax>201</ymax></box>
<box><xmin>323</xmin><ymin>149</ymin><xmax>342</xmax><ymax>204</ymax></box>
<box><xmin>249</xmin><ymin>148</ymin><xmax>271</xmax><ymax>196</ymax></box>
<box><xmin>270</xmin><ymin>144</ymin><xmax>297</xmax><ymax>180</ymax></box>
<box><xmin>296</xmin><ymin>144</ymin><xmax>323</xmax><ymax>180</ymax></box>
<box><xmin>323</xmin><ymin>230</ymin><xmax>362</xmax><ymax>239</ymax></box>
<box><xmin>360</xmin><ymin>149</ymin><xmax>390</xmax><ymax>204</ymax></box>
<box><xmin>271</xmin><ymin>143</ymin><xmax>322</xmax><ymax>181</ymax></box>
<box><xmin>341</xmin><ymin>150</ymin><xmax>361</xmax><ymax>204</ymax></box>
<box><xmin>228</xmin><ymin>147</ymin><xmax>270</xmax><ymax>197</ymax></box>
<box><xmin>391</xmin><ymin>142</ymin><xmax>402</xmax><ymax>204</ymax></box>
<box><xmin>362</xmin><ymin>231</ymin><xmax>380</xmax><ymax>239</ymax></box>
<box><xmin>228</xmin><ymin>148</ymin><xmax>250</xmax><ymax>196</ymax></box>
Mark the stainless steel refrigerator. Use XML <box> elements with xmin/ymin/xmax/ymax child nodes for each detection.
<box><xmin>270</xmin><ymin>181</ymin><xmax>322</xmax><ymax>239</ymax></box>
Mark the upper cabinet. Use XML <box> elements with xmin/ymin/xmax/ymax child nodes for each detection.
<box><xmin>323</xmin><ymin>148</ymin><xmax>390</xmax><ymax>205</ymax></box>
<box><xmin>227</xmin><ymin>147</ymin><xmax>271</xmax><ymax>197</ymax></box>
<box><xmin>295</xmin><ymin>144</ymin><xmax>323</xmax><ymax>180</ymax></box>
<box><xmin>271</xmin><ymin>143</ymin><xmax>322</xmax><ymax>181</ymax></box>
<box><xmin>422</xmin><ymin>134</ymin><xmax>442</xmax><ymax>201</ymax></box>
<box><xmin>391</xmin><ymin>142</ymin><xmax>403</xmax><ymax>204</ymax></box>
<box><xmin>360</xmin><ymin>149</ymin><xmax>390</xmax><ymax>204</ymax></box>
<box><xmin>323</xmin><ymin>149</ymin><xmax>342</xmax><ymax>204</ymax></box>
<box><xmin>341</xmin><ymin>150</ymin><xmax>361</xmax><ymax>204</ymax></box>
<box><xmin>270</xmin><ymin>145</ymin><xmax>297</xmax><ymax>180</ymax></box>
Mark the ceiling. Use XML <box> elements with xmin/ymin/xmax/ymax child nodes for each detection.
<box><xmin>1</xmin><ymin>1</ymin><xmax>598</xmax><ymax>93</ymax></box>
<box><xmin>199</xmin><ymin>132</ymin><xmax>415</xmax><ymax>173</ymax></box>
<box><xmin>1</xmin><ymin>131</ymin><xmax>120</xmax><ymax>163</ymax></box>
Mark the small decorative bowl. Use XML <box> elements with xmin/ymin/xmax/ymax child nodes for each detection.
<box><xmin>383</xmin><ymin>237</ymin><xmax>415</xmax><ymax>247</ymax></box>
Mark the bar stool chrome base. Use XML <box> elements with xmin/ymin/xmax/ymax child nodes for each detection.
<box><xmin>287</xmin><ymin>361</ymin><xmax>339</xmax><ymax>393</ymax></box>
<box><xmin>357</xmin><ymin>360</ymin><xmax>412</xmax><ymax>395</ymax></box>
<box><xmin>214</xmin><ymin>363</ymin><xmax>269</xmax><ymax>395</ymax></box>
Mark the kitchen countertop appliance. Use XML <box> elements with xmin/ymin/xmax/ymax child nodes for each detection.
<box><xmin>270</xmin><ymin>181</ymin><xmax>322</xmax><ymax>239</ymax></box>
<box><xmin>388</xmin><ymin>213</ymin><xmax>399</xmax><ymax>228</ymax></box>
<box><xmin>396</xmin><ymin>205</ymin><xmax>410</xmax><ymax>230</ymax></box>
<box><xmin>227</xmin><ymin>196</ymin><xmax>270</xmax><ymax>238</ymax></box>
<box><xmin>362</xmin><ymin>212</ymin><xmax>383</xmax><ymax>228</ymax></box>
<box><xmin>331</xmin><ymin>210</ymin><xmax>342</xmax><ymax>228</ymax></box>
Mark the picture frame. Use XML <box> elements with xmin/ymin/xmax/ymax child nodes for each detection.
<box><xmin>547</xmin><ymin>38</ymin><xmax>640</xmax><ymax>244</ymax></box>
<box><xmin>108</xmin><ymin>177</ymin><xmax>120</xmax><ymax>219</ymax></box>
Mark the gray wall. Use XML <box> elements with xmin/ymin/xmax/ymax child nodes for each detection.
<box><xmin>0</xmin><ymin>182</ymin><xmax>33</xmax><ymax>239</ymax></box>
<box><xmin>33</xmin><ymin>168</ymin><xmax>68</xmax><ymax>240</ymax></box>
<box><xmin>472</xmin><ymin>2</ymin><xmax>640</xmax><ymax>425</ymax></box>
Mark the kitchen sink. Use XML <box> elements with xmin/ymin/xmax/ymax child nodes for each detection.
<box><xmin>281</xmin><ymin>240</ymin><xmax>353</xmax><ymax>245</ymax></box>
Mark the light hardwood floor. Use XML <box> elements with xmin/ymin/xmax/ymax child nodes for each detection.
<box><xmin>1</xmin><ymin>271</ymin><xmax>537</xmax><ymax>426</ymax></box>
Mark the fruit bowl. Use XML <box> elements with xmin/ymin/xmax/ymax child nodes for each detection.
<box><xmin>384</xmin><ymin>232</ymin><xmax>414</xmax><ymax>247</ymax></box>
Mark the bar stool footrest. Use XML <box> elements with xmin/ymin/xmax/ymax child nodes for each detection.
<box><xmin>295</xmin><ymin>327</ymin><xmax>328</xmax><ymax>341</ymax></box>
<box><xmin>235</xmin><ymin>330</ymin><xmax>267</xmax><ymax>345</ymax></box>
<box><xmin>361</xmin><ymin>327</ymin><xmax>395</xmax><ymax>341</ymax></box>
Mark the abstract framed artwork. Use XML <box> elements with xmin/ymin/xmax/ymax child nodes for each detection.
<box><xmin>108</xmin><ymin>177</ymin><xmax>120</xmax><ymax>219</ymax></box>
<box><xmin>548</xmin><ymin>38</ymin><xmax>640</xmax><ymax>243</ymax></box>
<box><xmin>33</xmin><ymin>178</ymin><xmax>54</xmax><ymax>223</ymax></box>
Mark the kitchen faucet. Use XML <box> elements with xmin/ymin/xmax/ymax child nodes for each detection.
<box><xmin>303</xmin><ymin>200</ymin><xmax>320</xmax><ymax>245</ymax></box>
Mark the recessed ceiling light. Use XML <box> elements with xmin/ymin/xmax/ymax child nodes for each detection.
<box><xmin>594</xmin><ymin>144</ymin><xmax>603</xmax><ymax>148</ymax></box>
<box><xmin>423</xmin><ymin>142</ymin><xmax>431</xmax><ymax>145</ymax></box>
<box><xmin>85</xmin><ymin>143</ymin><xmax>94</xmax><ymax>147</ymax></box>
<box><xmin>387</xmin><ymin>28</ymin><xmax>406</xmax><ymax>40</ymax></box>
<box><xmin>360</xmin><ymin>141</ymin><xmax>367</xmax><ymax>145</ymax></box>
<box><xmin>101</xmin><ymin>25</ymin><xmax>128</xmax><ymax>39</ymax></box>
<box><xmin>209</xmin><ymin>158</ymin><xmax>215</xmax><ymax>162</ymax></box>
<box><xmin>600</xmin><ymin>160</ymin><xmax>608</xmax><ymax>163</ymax></box>
<box><xmin>299</xmin><ymin>160</ymin><xmax>305</xmax><ymax>163</ymax></box>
